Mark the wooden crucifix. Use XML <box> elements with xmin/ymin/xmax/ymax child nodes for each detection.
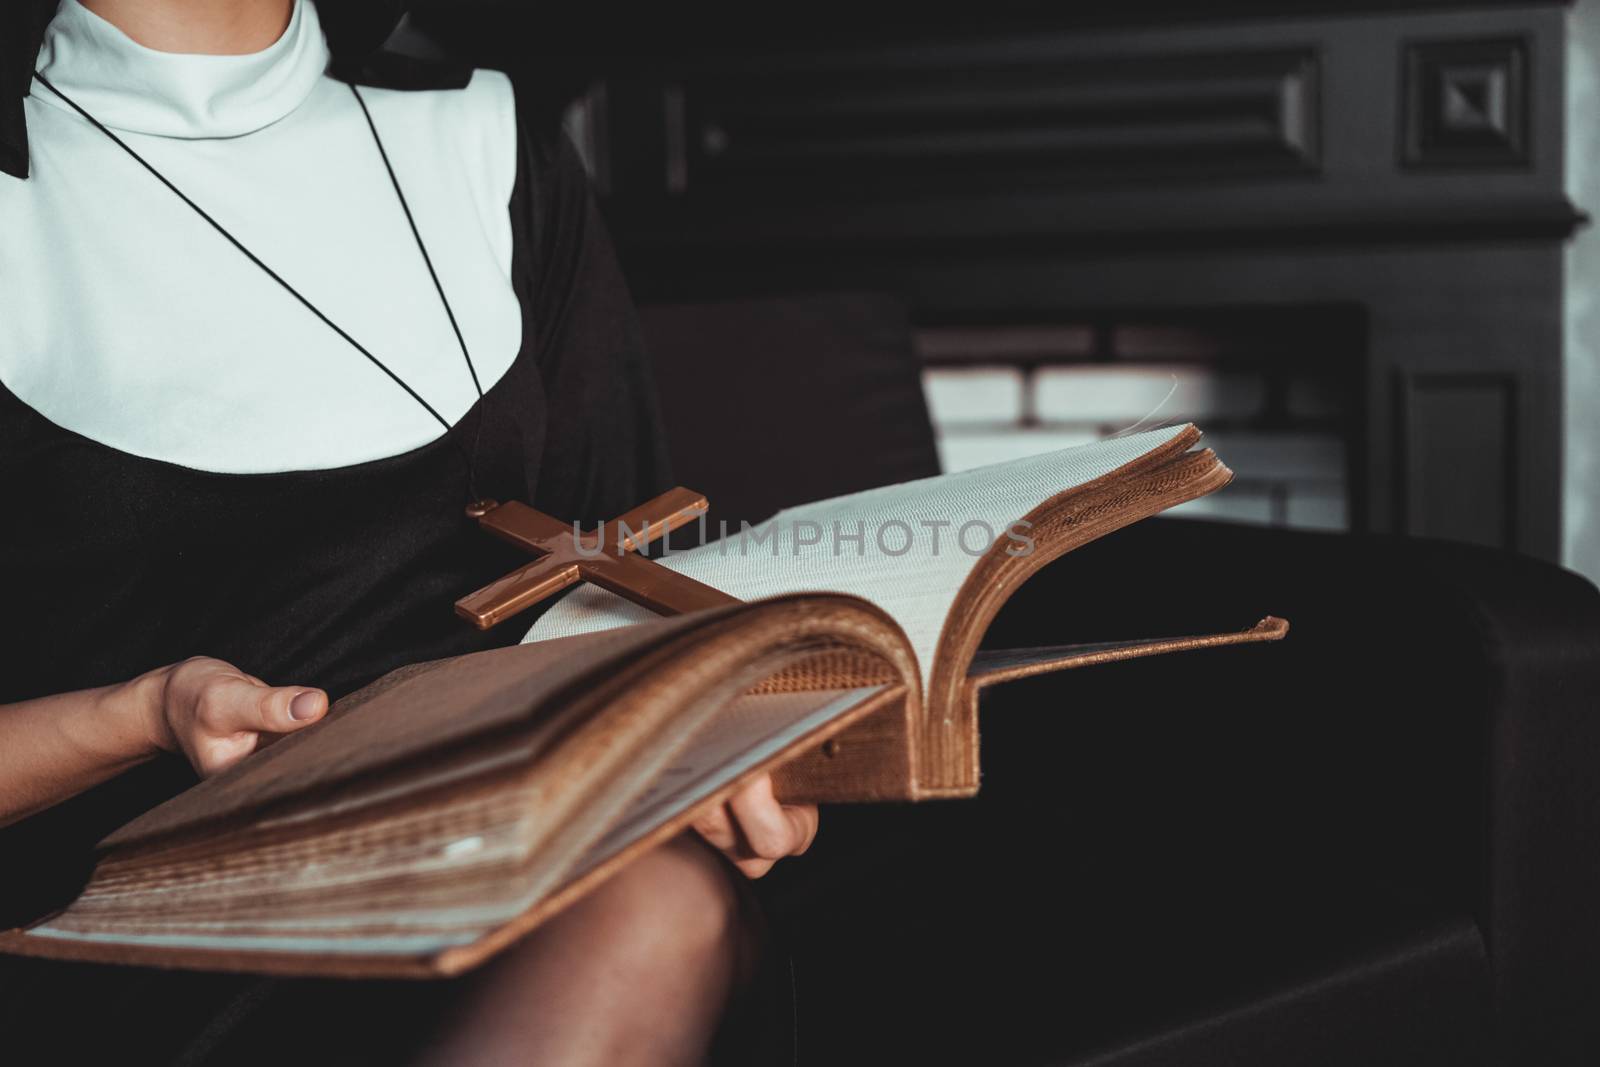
<box><xmin>455</xmin><ymin>488</ymin><xmax>740</xmax><ymax>630</ymax></box>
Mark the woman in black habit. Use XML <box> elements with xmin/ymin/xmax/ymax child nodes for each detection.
<box><xmin>0</xmin><ymin>0</ymin><xmax>815</xmax><ymax>1061</ymax></box>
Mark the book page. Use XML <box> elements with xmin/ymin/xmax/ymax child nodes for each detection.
<box><xmin>525</xmin><ymin>425</ymin><xmax>1192</xmax><ymax>686</ymax></box>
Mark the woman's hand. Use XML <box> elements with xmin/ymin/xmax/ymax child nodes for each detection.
<box><xmin>145</xmin><ymin>657</ymin><xmax>328</xmax><ymax>778</ymax></box>
<box><xmin>0</xmin><ymin>657</ymin><xmax>329</xmax><ymax>828</ymax></box>
<box><xmin>690</xmin><ymin>774</ymin><xmax>818</xmax><ymax>878</ymax></box>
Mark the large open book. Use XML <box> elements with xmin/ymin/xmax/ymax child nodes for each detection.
<box><xmin>0</xmin><ymin>424</ymin><xmax>1284</xmax><ymax>977</ymax></box>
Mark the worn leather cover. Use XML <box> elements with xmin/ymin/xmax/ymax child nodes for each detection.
<box><xmin>0</xmin><ymin>596</ymin><xmax>920</xmax><ymax>976</ymax></box>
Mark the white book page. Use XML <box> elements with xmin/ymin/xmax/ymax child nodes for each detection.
<box><xmin>524</xmin><ymin>426</ymin><xmax>1190</xmax><ymax>686</ymax></box>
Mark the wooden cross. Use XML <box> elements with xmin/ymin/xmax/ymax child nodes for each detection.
<box><xmin>455</xmin><ymin>488</ymin><xmax>741</xmax><ymax>630</ymax></box>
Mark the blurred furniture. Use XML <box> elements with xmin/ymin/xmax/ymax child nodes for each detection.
<box><xmin>420</xmin><ymin>0</ymin><xmax>1583</xmax><ymax>559</ymax></box>
<box><xmin>639</xmin><ymin>292</ymin><xmax>1600</xmax><ymax>1067</ymax></box>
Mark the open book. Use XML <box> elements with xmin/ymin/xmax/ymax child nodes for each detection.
<box><xmin>0</xmin><ymin>424</ymin><xmax>1285</xmax><ymax>977</ymax></box>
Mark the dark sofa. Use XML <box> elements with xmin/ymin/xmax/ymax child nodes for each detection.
<box><xmin>638</xmin><ymin>293</ymin><xmax>1600</xmax><ymax>1067</ymax></box>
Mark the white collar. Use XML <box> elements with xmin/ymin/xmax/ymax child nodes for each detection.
<box><xmin>32</xmin><ymin>0</ymin><xmax>329</xmax><ymax>140</ymax></box>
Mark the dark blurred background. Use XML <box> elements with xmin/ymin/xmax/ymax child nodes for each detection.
<box><xmin>374</xmin><ymin>8</ymin><xmax>1600</xmax><ymax>1063</ymax></box>
<box><xmin>401</xmin><ymin>0</ymin><xmax>1598</xmax><ymax>583</ymax></box>
<box><xmin>333</xmin><ymin>6</ymin><xmax>1600</xmax><ymax>1063</ymax></box>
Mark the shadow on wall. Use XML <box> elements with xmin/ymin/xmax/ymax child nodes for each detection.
<box><xmin>1567</xmin><ymin>0</ymin><xmax>1600</xmax><ymax>586</ymax></box>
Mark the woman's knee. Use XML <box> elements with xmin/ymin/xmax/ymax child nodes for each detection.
<box><xmin>581</xmin><ymin>834</ymin><xmax>752</xmax><ymax>982</ymax></box>
<box><xmin>414</xmin><ymin>837</ymin><xmax>756</xmax><ymax>1067</ymax></box>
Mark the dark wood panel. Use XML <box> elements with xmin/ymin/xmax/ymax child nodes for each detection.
<box><xmin>1403</xmin><ymin>36</ymin><xmax>1531</xmax><ymax>169</ymax></box>
<box><xmin>665</xmin><ymin>47</ymin><xmax>1318</xmax><ymax>195</ymax></box>
<box><xmin>590</xmin><ymin>5</ymin><xmax>1575</xmax><ymax>255</ymax></box>
<box><xmin>1397</xmin><ymin>373</ymin><xmax>1518</xmax><ymax>548</ymax></box>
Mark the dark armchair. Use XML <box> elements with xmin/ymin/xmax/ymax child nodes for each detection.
<box><xmin>638</xmin><ymin>293</ymin><xmax>1600</xmax><ymax>1067</ymax></box>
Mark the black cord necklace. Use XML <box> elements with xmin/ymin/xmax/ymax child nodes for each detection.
<box><xmin>31</xmin><ymin>71</ymin><xmax>493</xmax><ymax>512</ymax></box>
